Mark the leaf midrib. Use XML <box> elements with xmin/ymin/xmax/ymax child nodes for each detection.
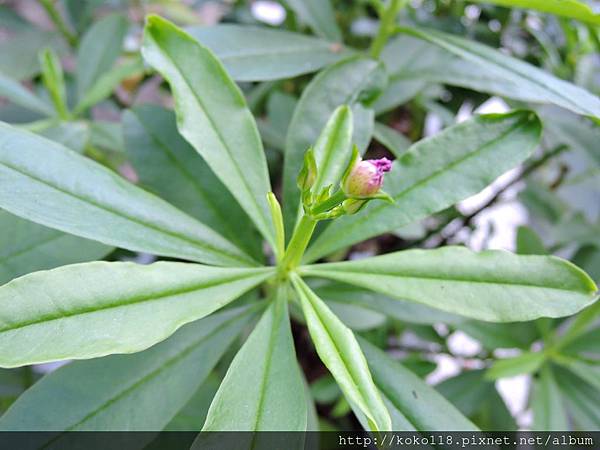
<box><xmin>0</xmin><ymin>160</ymin><xmax>253</xmax><ymax>266</ymax></box>
<box><xmin>0</xmin><ymin>269</ymin><xmax>268</xmax><ymax>334</ymax></box>
<box><xmin>302</xmin><ymin>268</ymin><xmax>589</xmax><ymax>294</ymax></box>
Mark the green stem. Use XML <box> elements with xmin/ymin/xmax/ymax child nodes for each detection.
<box><xmin>39</xmin><ymin>0</ymin><xmax>78</xmax><ymax>47</ymax></box>
<box><xmin>311</xmin><ymin>190</ymin><xmax>347</xmax><ymax>215</ymax></box>
<box><xmin>278</xmin><ymin>214</ymin><xmax>317</xmax><ymax>275</ymax></box>
<box><xmin>369</xmin><ymin>0</ymin><xmax>407</xmax><ymax>59</ymax></box>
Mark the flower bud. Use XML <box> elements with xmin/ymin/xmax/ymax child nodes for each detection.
<box><xmin>342</xmin><ymin>156</ymin><xmax>392</xmax><ymax>198</ymax></box>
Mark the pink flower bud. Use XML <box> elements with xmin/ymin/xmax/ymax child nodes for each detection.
<box><xmin>342</xmin><ymin>157</ymin><xmax>392</xmax><ymax>198</ymax></box>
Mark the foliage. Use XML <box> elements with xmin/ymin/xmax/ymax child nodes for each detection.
<box><xmin>0</xmin><ymin>0</ymin><xmax>599</xmax><ymax>433</ymax></box>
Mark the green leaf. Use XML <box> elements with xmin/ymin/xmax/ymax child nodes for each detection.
<box><xmin>76</xmin><ymin>13</ymin><xmax>127</xmax><ymax>101</ymax></box>
<box><xmin>0</xmin><ymin>72</ymin><xmax>53</xmax><ymax>116</ymax></box>
<box><xmin>516</xmin><ymin>226</ymin><xmax>547</xmax><ymax>255</ymax></box>
<box><xmin>305</xmin><ymin>111</ymin><xmax>542</xmax><ymax>261</ymax></box>
<box><xmin>312</xmin><ymin>105</ymin><xmax>354</xmax><ymax>196</ymax></box>
<box><xmin>282</xmin><ymin>0</ymin><xmax>342</xmax><ymax>41</ymax></box>
<box><xmin>301</xmin><ymin>246</ymin><xmax>598</xmax><ymax>322</ymax></box>
<box><xmin>0</xmin><ymin>122</ymin><xmax>255</xmax><ymax>266</ymax></box>
<box><xmin>486</xmin><ymin>352</ymin><xmax>546</xmax><ymax>380</ymax></box>
<box><xmin>123</xmin><ymin>105</ymin><xmax>262</xmax><ymax>259</ymax></box>
<box><xmin>456</xmin><ymin>321</ymin><xmax>538</xmax><ymax>350</ymax></box>
<box><xmin>0</xmin><ymin>261</ymin><xmax>272</xmax><ymax>367</ymax></box>
<box><xmin>142</xmin><ymin>16</ymin><xmax>275</xmax><ymax>250</ymax></box>
<box><xmin>39</xmin><ymin>48</ymin><xmax>69</xmax><ymax>120</ymax></box>
<box><xmin>186</xmin><ymin>24</ymin><xmax>349</xmax><ymax>82</ymax></box>
<box><xmin>202</xmin><ymin>293</ymin><xmax>306</xmax><ymax>432</ymax></box>
<box><xmin>359</xmin><ymin>338</ymin><xmax>478</xmax><ymax>431</ymax></box>
<box><xmin>283</xmin><ymin>56</ymin><xmax>386</xmax><ymax>233</ymax></box>
<box><xmin>0</xmin><ymin>210</ymin><xmax>112</xmax><ymax>286</ymax></box>
<box><xmin>291</xmin><ymin>275</ymin><xmax>391</xmax><ymax>432</ymax></box>
<box><xmin>531</xmin><ymin>366</ymin><xmax>569</xmax><ymax>431</ymax></box>
<box><xmin>313</xmin><ymin>282</ymin><xmax>462</xmax><ymax>325</ymax></box>
<box><xmin>36</xmin><ymin>121</ymin><xmax>90</xmax><ymax>153</ymax></box>
<box><xmin>74</xmin><ymin>57</ymin><xmax>144</xmax><ymax>115</ymax></box>
<box><xmin>0</xmin><ymin>306</ymin><xmax>256</xmax><ymax>431</ymax></box>
<box><xmin>373</xmin><ymin>122</ymin><xmax>411</xmax><ymax>158</ymax></box>
<box><xmin>469</xmin><ymin>0</ymin><xmax>600</xmax><ymax>25</ymax></box>
<box><xmin>554</xmin><ymin>357</ymin><xmax>600</xmax><ymax>392</ymax></box>
<box><xmin>554</xmin><ymin>366</ymin><xmax>600</xmax><ymax>429</ymax></box>
<box><xmin>165</xmin><ymin>373</ymin><xmax>220</xmax><ymax>431</ymax></box>
<box><xmin>396</xmin><ymin>27</ymin><xmax>600</xmax><ymax>118</ymax></box>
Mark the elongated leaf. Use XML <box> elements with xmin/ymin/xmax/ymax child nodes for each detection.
<box><xmin>359</xmin><ymin>338</ymin><xmax>477</xmax><ymax>431</ymax></box>
<box><xmin>0</xmin><ymin>73</ymin><xmax>53</xmax><ymax>116</ymax></box>
<box><xmin>373</xmin><ymin>122</ymin><xmax>411</xmax><ymax>158</ymax></box>
<box><xmin>396</xmin><ymin>27</ymin><xmax>600</xmax><ymax>118</ymax></box>
<box><xmin>203</xmin><ymin>294</ymin><xmax>306</xmax><ymax>432</ymax></box>
<box><xmin>0</xmin><ymin>306</ymin><xmax>256</xmax><ymax>431</ymax></box>
<box><xmin>305</xmin><ymin>111</ymin><xmax>541</xmax><ymax>261</ymax></box>
<box><xmin>76</xmin><ymin>14</ymin><xmax>127</xmax><ymax>100</ymax></box>
<box><xmin>470</xmin><ymin>0</ymin><xmax>600</xmax><ymax>25</ymax></box>
<box><xmin>531</xmin><ymin>366</ymin><xmax>569</xmax><ymax>431</ymax></box>
<box><xmin>39</xmin><ymin>48</ymin><xmax>69</xmax><ymax>120</ymax></box>
<box><xmin>486</xmin><ymin>352</ymin><xmax>546</xmax><ymax>380</ymax></box>
<box><xmin>283</xmin><ymin>0</ymin><xmax>342</xmax><ymax>41</ymax></box>
<box><xmin>37</xmin><ymin>121</ymin><xmax>90</xmax><ymax>153</ymax></box>
<box><xmin>0</xmin><ymin>261</ymin><xmax>272</xmax><ymax>367</ymax></box>
<box><xmin>0</xmin><ymin>210</ymin><xmax>112</xmax><ymax>285</ymax></box>
<box><xmin>283</xmin><ymin>57</ymin><xmax>386</xmax><ymax>233</ymax></box>
<box><xmin>123</xmin><ymin>105</ymin><xmax>262</xmax><ymax>258</ymax></box>
<box><xmin>313</xmin><ymin>282</ymin><xmax>462</xmax><ymax>325</ymax></box>
<box><xmin>555</xmin><ymin>357</ymin><xmax>600</xmax><ymax>392</ymax></box>
<box><xmin>291</xmin><ymin>275</ymin><xmax>391</xmax><ymax>432</ymax></box>
<box><xmin>554</xmin><ymin>366</ymin><xmax>600</xmax><ymax>429</ymax></box>
<box><xmin>165</xmin><ymin>373</ymin><xmax>220</xmax><ymax>431</ymax></box>
<box><xmin>301</xmin><ymin>246</ymin><xmax>598</xmax><ymax>322</ymax></box>
<box><xmin>142</xmin><ymin>16</ymin><xmax>275</xmax><ymax>249</ymax></box>
<box><xmin>74</xmin><ymin>57</ymin><xmax>144</xmax><ymax>115</ymax></box>
<box><xmin>0</xmin><ymin>122</ymin><xmax>254</xmax><ymax>266</ymax></box>
<box><xmin>186</xmin><ymin>25</ymin><xmax>349</xmax><ymax>82</ymax></box>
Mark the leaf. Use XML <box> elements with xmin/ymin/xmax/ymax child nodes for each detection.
<box><xmin>0</xmin><ymin>210</ymin><xmax>112</xmax><ymax>286</ymax></box>
<box><xmin>0</xmin><ymin>261</ymin><xmax>272</xmax><ymax>367</ymax></box>
<box><xmin>165</xmin><ymin>373</ymin><xmax>220</xmax><ymax>431</ymax></box>
<box><xmin>531</xmin><ymin>366</ymin><xmax>569</xmax><ymax>431</ymax></box>
<box><xmin>359</xmin><ymin>338</ymin><xmax>478</xmax><ymax>431</ymax></box>
<box><xmin>516</xmin><ymin>226</ymin><xmax>547</xmax><ymax>255</ymax></box>
<box><xmin>202</xmin><ymin>293</ymin><xmax>306</xmax><ymax>432</ymax></box>
<box><xmin>469</xmin><ymin>0</ymin><xmax>600</xmax><ymax>25</ymax></box>
<box><xmin>291</xmin><ymin>275</ymin><xmax>391</xmax><ymax>432</ymax></box>
<box><xmin>396</xmin><ymin>27</ymin><xmax>600</xmax><ymax>118</ymax></box>
<box><xmin>142</xmin><ymin>16</ymin><xmax>275</xmax><ymax>250</ymax></box>
<box><xmin>123</xmin><ymin>105</ymin><xmax>262</xmax><ymax>259</ymax></box>
<box><xmin>283</xmin><ymin>56</ymin><xmax>387</xmax><ymax>233</ymax></box>
<box><xmin>456</xmin><ymin>321</ymin><xmax>538</xmax><ymax>350</ymax></box>
<box><xmin>74</xmin><ymin>57</ymin><xmax>144</xmax><ymax>115</ymax></box>
<box><xmin>305</xmin><ymin>111</ymin><xmax>542</xmax><ymax>261</ymax></box>
<box><xmin>301</xmin><ymin>246</ymin><xmax>598</xmax><ymax>322</ymax></box>
<box><xmin>313</xmin><ymin>281</ymin><xmax>462</xmax><ymax>325</ymax></box>
<box><xmin>39</xmin><ymin>48</ymin><xmax>69</xmax><ymax>120</ymax></box>
<box><xmin>312</xmin><ymin>105</ymin><xmax>354</xmax><ymax>196</ymax></box>
<box><xmin>37</xmin><ymin>121</ymin><xmax>90</xmax><ymax>153</ymax></box>
<box><xmin>486</xmin><ymin>352</ymin><xmax>546</xmax><ymax>380</ymax></box>
<box><xmin>373</xmin><ymin>122</ymin><xmax>411</xmax><ymax>158</ymax></box>
<box><xmin>554</xmin><ymin>366</ymin><xmax>600</xmax><ymax>429</ymax></box>
<box><xmin>0</xmin><ymin>122</ymin><xmax>255</xmax><ymax>267</ymax></box>
<box><xmin>0</xmin><ymin>306</ymin><xmax>256</xmax><ymax>431</ymax></box>
<box><xmin>0</xmin><ymin>73</ymin><xmax>53</xmax><ymax>116</ymax></box>
<box><xmin>554</xmin><ymin>357</ymin><xmax>600</xmax><ymax>392</ymax></box>
<box><xmin>186</xmin><ymin>24</ymin><xmax>349</xmax><ymax>82</ymax></box>
<box><xmin>282</xmin><ymin>0</ymin><xmax>342</xmax><ymax>41</ymax></box>
<box><xmin>76</xmin><ymin>13</ymin><xmax>127</xmax><ymax>101</ymax></box>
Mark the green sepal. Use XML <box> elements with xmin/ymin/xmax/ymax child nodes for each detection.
<box><xmin>340</xmin><ymin>145</ymin><xmax>360</xmax><ymax>189</ymax></box>
<box><xmin>297</xmin><ymin>147</ymin><xmax>318</xmax><ymax>193</ymax></box>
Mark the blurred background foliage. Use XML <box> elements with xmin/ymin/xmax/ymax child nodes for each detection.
<box><xmin>0</xmin><ymin>0</ymin><xmax>599</xmax><ymax>431</ymax></box>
